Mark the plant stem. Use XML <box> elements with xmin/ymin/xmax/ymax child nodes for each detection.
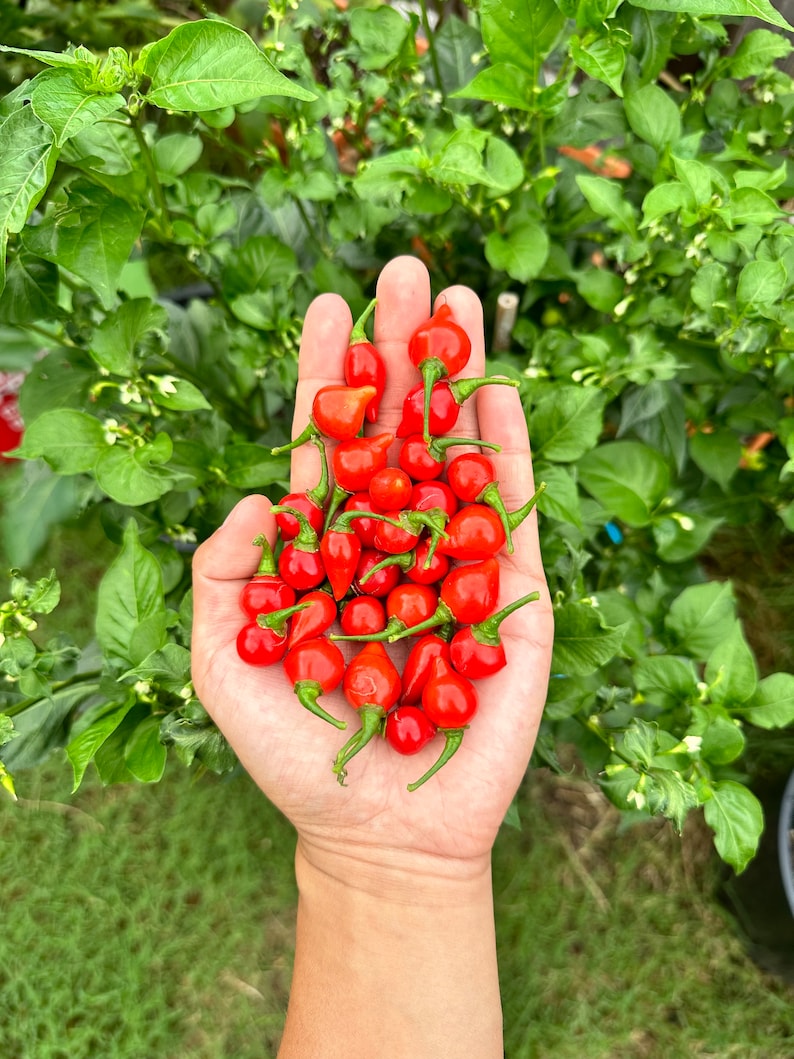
<box><xmin>22</xmin><ymin>321</ymin><xmax>77</xmax><ymax>350</ymax></box>
<box><xmin>130</xmin><ymin>117</ymin><xmax>173</xmax><ymax>239</ymax></box>
<box><xmin>2</xmin><ymin>672</ymin><xmax>102</xmax><ymax>718</ymax></box>
<box><xmin>418</xmin><ymin>0</ymin><xmax>446</xmax><ymax>106</ymax></box>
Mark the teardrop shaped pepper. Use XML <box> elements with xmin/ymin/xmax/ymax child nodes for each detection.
<box><xmin>401</xmin><ymin>632</ymin><xmax>451</xmax><ymax>704</ymax></box>
<box><xmin>271</xmin><ymin>506</ymin><xmax>326</xmax><ymax>591</ymax></box>
<box><xmin>396</xmin><ymin>376</ymin><xmax>519</xmax><ymax>438</ymax></box>
<box><xmin>407</xmin><ymin>303</ymin><xmax>472</xmax><ymax>443</ymax></box>
<box><xmin>385</xmin><ymin>705</ymin><xmax>437</xmax><ymax>756</ymax></box>
<box><xmin>286</xmin><ymin>590</ymin><xmax>338</xmax><ymax>649</ymax></box>
<box><xmin>332</xmin><ymin>433</ymin><xmax>393</xmax><ymax>493</ymax></box>
<box><xmin>333</xmin><ymin>642</ymin><xmax>402</xmax><ymax>783</ymax></box>
<box><xmin>283</xmin><ymin>636</ymin><xmax>347</xmax><ymax>729</ymax></box>
<box><xmin>272</xmin><ymin>384</ymin><xmax>377</xmax><ymax>453</ymax></box>
<box><xmin>339</xmin><ymin>594</ymin><xmax>387</xmax><ymax>637</ymax></box>
<box><xmin>383</xmin><ymin>559</ymin><xmax>500</xmax><ymax>642</ymax></box>
<box><xmin>407</xmin><ymin>656</ymin><xmax>479</xmax><ymax>791</ymax></box>
<box><xmin>239</xmin><ymin>534</ymin><xmax>296</xmax><ymax>619</ymax></box>
<box><xmin>449</xmin><ymin>590</ymin><xmax>541</xmax><ymax>679</ymax></box>
<box><xmin>319</xmin><ymin>522</ymin><xmax>362</xmax><ymax>601</ymax></box>
<box><xmin>344</xmin><ymin>298</ymin><xmax>385</xmax><ymax>423</ymax></box>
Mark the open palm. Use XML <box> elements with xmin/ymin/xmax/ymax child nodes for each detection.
<box><xmin>191</xmin><ymin>256</ymin><xmax>554</xmax><ymax>872</ymax></box>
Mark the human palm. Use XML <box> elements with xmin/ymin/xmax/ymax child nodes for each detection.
<box><xmin>191</xmin><ymin>256</ymin><xmax>553</xmax><ymax>872</ymax></box>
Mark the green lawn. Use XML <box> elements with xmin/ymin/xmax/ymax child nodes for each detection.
<box><xmin>2</xmin><ymin>760</ymin><xmax>792</xmax><ymax>1059</ymax></box>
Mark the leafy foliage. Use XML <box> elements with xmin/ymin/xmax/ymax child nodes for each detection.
<box><xmin>1</xmin><ymin>0</ymin><xmax>793</xmax><ymax>873</ymax></box>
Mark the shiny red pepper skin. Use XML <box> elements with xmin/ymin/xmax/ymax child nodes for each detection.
<box><xmin>445</xmin><ymin>452</ymin><xmax>496</xmax><ymax>503</ymax></box>
<box><xmin>398</xmin><ymin>434</ymin><xmax>445</xmax><ymax>481</ymax></box>
<box><xmin>405</xmin><ymin>656</ymin><xmax>479</xmax><ymax>791</ymax></box>
<box><xmin>344</xmin><ymin>492</ymin><xmax>384</xmax><ymax>548</ymax></box>
<box><xmin>396</xmin><ymin>376</ymin><xmax>518</xmax><ymax>438</ymax></box>
<box><xmin>286</xmin><ymin>590</ymin><xmax>337</xmax><ymax>649</ymax></box>
<box><xmin>340</xmin><ymin>595</ymin><xmax>387</xmax><ymax>637</ymax></box>
<box><xmin>332</xmin><ymin>433</ymin><xmax>393</xmax><ymax>492</ymax></box>
<box><xmin>274</xmin><ymin>385</ymin><xmax>377</xmax><ymax>454</ymax></box>
<box><xmin>236</xmin><ymin>622</ymin><xmax>289</xmax><ymax>666</ymax></box>
<box><xmin>410</xmin><ymin>480</ymin><xmax>459</xmax><ymax>520</ymax></box>
<box><xmin>353</xmin><ymin>549</ymin><xmax>402</xmax><ymax>597</ymax></box>
<box><xmin>385</xmin><ymin>706</ymin><xmax>437</xmax><ymax>756</ymax></box>
<box><xmin>344</xmin><ymin>299</ymin><xmax>384</xmax><ymax>423</ymax></box>
<box><xmin>405</xmin><ymin>539</ymin><xmax>449</xmax><ymax>585</ymax></box>
<box><xmin>386</xmin><ymin>583</ymin><xmax>439</xmax><ymax>634</ymax></box>
<box><xmin>448</xmin><ymin>590</ymin><xmax>540</xmax><ymax>679</ymax></box>
<box><xmin>408</xmin><ymin>303</ymin><xmax>471</xmax><ymax>379</ymax></box>
<box><xmin>272</xmin><ymin>506</ymin><xmax>327</xmax><ymax>591</ymax></box>
<box><xmin>369</xmin><ymin>467</ymin><xmax>412</xmax><ymax>511</ymax></box>
<box><xmin>439</xmin><ymin>557</ymin><xmax>500</xmax><ymax>626</ymax></box>
<box><xmin>275</xmin><ymin>436</ymin><xmax>330</xmax><ymax>540</ymax></box>
<box><xmin>401</xmin><ymin>633</ymin><xmax>451</xmax><ymax>704</ymax></box>
<box><xmin>436</xmin><ymin>504</ymin><xmax>506</xmax><ymax>560</ymax></box>
<box><xmin>319</xmin><ymin>525</ymin><xmax>362</xmax><ymax>600</ymax></box>
<box><xmin>373</xmin><ymin>510</ymin><xmax>422</xmax><ymax>555</ymax></box>
<box><xmin>239</xmin><ymin>535</ymin><xmax>296</xmax><ymax>619</ymax></box>
<box><xmin>283</xmin><ymin>636</ymin><xmax>347</xmax><ymax>729</ymax></box>
<box><xmin>333</xmin><ymin>641</ymin><xmax>403</xmax><ymax>782</ymax></box>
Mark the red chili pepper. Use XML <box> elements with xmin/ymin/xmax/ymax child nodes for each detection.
<box><xmin>344</xmin><ymin>298</ymin><xmax>385</xmax><ymax>423</ymax></box>
<box><xmin>272</xmin><ymin>384</ymin><xmax>377</xmax><ymax>453</ymax></box>
<box><xmin>357</xmin><ymin>539</ymin><xmax>450</xmax><ymax>588</ymax></box>
<box><xmin>340</xmin><ymin>594</ymin><xmax>387</xmax><ymax>637</ymax></box>
<box><xmin>271</xmin><ymin>506</ymin><xmax>326</xmax><ymax>591</ymax></box>
<box><xmin>439</xmin><ymin>557</ymin><xmax>500</xmax><ymax>626</ymax></box>
<box><xmin>368</xmin><ymin>466</ymin><xmax>412</xmax><ymax>511</ymax></box>
<box><xmin>436</xmin><ymin>504</ymin><xmax>506</xmax><ymax>560</ymax></box>
<box><xmin>319</xmin><ymin>521</ymin><xmax>362</xmax><ymax>600</ymax></box>
<box><xmin>236</xmin><ymin>621</ymin><xmax>290</xmax><ymax>667</ymax></box>
<box><xmin>353</xmin><ymin>549</ymin><xmax>402</xmax><ymax>597</ymax></box>
<box><xmin>286</xmin><ymin>590</ymin><xmax>338</xmax><ymax>649</ymax></box>
<box><xmin>239</xmin><ymin>534</ymin><xmax>296</xmax><ymax>619</ymax></box>
<box><xmin>449</xmin><ymin>590</ymin><xmax>540</xmax><ymax>679</ymax></box>
<box><xmin>332</xmin><ymin>433</ymin><xmax>393</xmax><ymax>492</ymax></box>
<box><xmin>333</xmin><ymin>642</ymin><xmax>402</xmax><ymax>782</ymax></box>
<box><xmin>399</xmin><ymin>433</ymin><xmax>501</xmax><ymax>483</ymax></box>
<box><xmin>445</xmin><ymin>452</ymin><xmax>496</xmax><ymax>503</ymax></box>
<box><xmin>331</xmin><ymin>582</ymin><xmax>440</xmax><ymax>644</ymax></box>
<box><xmin>477</xmin><ymin>481</ymin><xmax>547</xmax><ymax>555</ymax></box>
<box><xmin>408</xmin><ymin>302</ymin><xmax>472</xmax><ymax>442</ymax></box>
<box><xmin>283</xmin><ymin>636</ymin><xmax>347</xmax><ymax>729</ymax></box>
<box><xmin>407</xmin><ymin>656</ymin><xmax>479</xmax><ymax>791</ymax></box>
<box><xmin>385</xmin><ymin>705</ymin><xmax>437</xmax><ymax>756</ymax></box>
<box><xmin>409</xmin><ymin>479</ymin><xmax>459</xmax><ymax>520</ymax></box>
<box><xmin>396</xmin><ymin>376</ymin><xmax>519</xmax><ymax>438</ymax></box>
<box><xmin>343</xmin><ymin>491</ymin><xmax>384</xmax><ymax>547</ymax></box>
<box><xmin>275</xmin><ymin>435</ymin><xmax>330</xmax><ymax>541</ymax></box>
<box><xmin>401</xmin><ymin>633</ymin><xmax>451</xmax><ymax>704</ymax></box>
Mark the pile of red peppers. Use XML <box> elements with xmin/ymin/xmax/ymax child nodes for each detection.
<box><xmin>234</xmin><ymin>299</ymin><xmax>544</xmax><ymax>790</ymax></box>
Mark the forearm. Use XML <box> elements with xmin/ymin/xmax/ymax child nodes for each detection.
<box><xmin>278</xmin><ymin>839</ymin><xmax>503</xmax><ymax>1059</ymax></box>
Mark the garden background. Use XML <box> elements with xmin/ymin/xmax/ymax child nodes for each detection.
<box><xmin>1</xmin><ymin>0</ymin><xmax>794</xmax><ymax>1054</ymax></box>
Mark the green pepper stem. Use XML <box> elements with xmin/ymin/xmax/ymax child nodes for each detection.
<box><xmin>358</xmin><ymin>551</ymin><xmax>413</xmax><ymax>584</ymax></box>
<box><xmin>407</xmin><ymin>727</ymin><xmax>467</xmax><ymax>792</ymax></box>
<box><xmin>332</xmin><ymin>705</ymin><xmax>385</xmax><ymax>784</ymax></box>
<box><xmin>330</xmin><ymin>617</ymin><xmax>408</xmax><ymax>643</ymax></box>
<box><xmin>251</xmin><ymin>534</ymin><xmax>277</xmax><ymax>576</ymax></box>
<box><xmin>294</xmin><ymin>680</ymin><xmax>347</xmax><ymax>729</ymax></box>
<box><xmin>420</xmin><ymin>358</ymin><xmax>449</xmax><ymax>444</ymax></box>
<box><xmin>306</xmin><ymin>435</ymin><xmax>331</xmax><ymax>509</ymax></box>
<box><xmin>386</xmin><ymin>600</ymin><xmax>454</xmax><ymax>643</ymax></box>
<box><xmin>506</xmin><ymin>482</ymin><xmax>547</xmax><ymax>534</ymax></box>
<box><xmin>256</xmin><ymin>600</ymin><xmax>311</xmax><ymax>634</ymax></box>
<box><xmin>270</xmin><ymin>506</ymin><xmax>319</xmax><ymax>553</ymax></box>
<box><xmin>427</xmin><ymin>435</ymin><xmax>502</xmax><ymax>461</ymax></box>
<box><xmin>349</xmin><ymin>297</ymin><xmax>377</xmax><ymax>343</ymax></box>
<box><xmin>323</xmin><ymin>483</ymin><xmax>352</xmax><ymax>534</ymax></box>
<box><xmin>271</xmin><ymin>419</ymin><xmax>317</xmax><ymax>455</ymax></box>
<box><xmin>470</xmin><ymin>591</ymin><xmax>541</xmax><ymax>647</ymax></box>
<box><xmin>448</xmin><ymin>375</ymin><xmax>519</xmax><ymax>404</ymax></box>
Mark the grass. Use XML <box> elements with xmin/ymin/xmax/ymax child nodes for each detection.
<box><xmin>2</xmin><ymin>761</ymin><xmax>793</xmax><ymax>1059</ymax></box>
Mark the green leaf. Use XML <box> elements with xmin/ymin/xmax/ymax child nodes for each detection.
<box><xmin>479</xmin><ymin>0</ymin><xmax>566</xmax><ymax>84</ymax></box>
<box><xmin>624</xmin><ymin>82</ymin><xmax>681</xmax><ymax>151</ymax></box>
<box><xmin>628</xmin><ymin>0</ymin><xmax>792</xmax><ymax>32</ymax></box>
<box><xmin>736</xmin><ymin>672</ymin><xmax>794</xmax><ymax>729</ymax></box>
<box><xmin>575</xmin><ymin>268</ymin><xmax>624</xmax><ymax>312</ymax></box>
<box><xmin>634</xmin><ymin>655</ymin><xmax>699</xmax><ymax>708</ymax></box>
<box><xmin>485</xmin><ymin>218</ymin><xmax>550</xmax><ymax>282</ymax></box>
<box><xmin>67</xmin><ymin>701</ymin><xmax>135</xmax><ymax>790</ymax></box>
<box><xmin>90</xmin><ymin>298</ymin><xmax>168</xmax><ymax>375</ymax></box>
<box><xmin>0</xmin><ymin>105</ymin><xmax>57</xmax><ymax>294</ymax></box>
<box><xmin>0</xmin><ymin>45</ymin><xmax>95</xmax><ymax>69</ymax></box>
<box><xmin>640</xmin><ymin>181</ymin><xmax>693</xmax><ymax>226</ymax></box>
<box><xmin>665</xmin><ymin>581</ymin><xmax>737</xmax><ymax>660</ymax></box>
<box><xmin>729</xmin><ymin>187</ymin><xmax>783</xmax><ymax>227</ymax></box>
<box><xmin>689</xmin><ymin>429</ymin><xmax>741</xmax><ymax>491</ymax></box>
<box><xmin>700</xmin><ymin>714</ymin><xmax>745</xmax><ymax>766</ymax></box>
<box><xmin>124</xmin><ymin>643</ymin><xmax>192</xmax><ymax>694</ymax></box>
<box><xmin>728</xmin><ymin>29</ymin><xmax>793</xmax><ymax>77</ymax></box>
<box><xmin>576</xmin><ymin>174</ymin><xmax>637</xmax><ymax>235</ymax></box>
<box><xmin>690</xmin><ymin>261</ymin><xmax>729</xmax><ymax>313</ymax></box>
<box><xmin>151</xmin><ymin>132</ymin><xmax>203</xmax><ymax>178</ymax></box>
<box><xmin>22</xmin><ymin>184</ymin><xmax>144</xmax><ymax>309</ymax></box>
<box><xmin>93</xmin><ymin>434</ymin><xmax>181</xmax><ymax>506</ymax></box>
<box><xmin>12</xmin><ymin>409</ymin><xmax>107</xmax><ymax>473</ymax></box>
<box><xmin>577</xmin><ymin>440</ymin><xmax>670</xmax><ymax>526</ymax></box>
<box><xmin>534</xmin><ymin>463</ymin><xmax>583</xmax><ymax>528</ymax></box>
<box><xmin>150</xmin><ymin>376</ymin><xmax>211</xmax><ymax>412</ymax></box>
<box><xmin>0</xmin><ymin>683</ymin><xmax>100</xmax><ymax>771</ymax></box>
<box><xmin>95</xmin><ymin>520</ymin><xmax>167</xmax><ymax>668</ymax></box>
<box><xmin>570</xmin><ymin>34</ymin><xmax>626</xmax><ymax>97</ymax></box>
<box><xmin>736</xmin><ymin>258</ymin><xmax>787</xmax><ymax>310</ymax></box>
<box><xmin>222</xmin><ymin>445</ymin><xmax>290</xmax><ymax>489</ymax></box>
<box><xmin>0</xmin><ymin>250</ymin><xmax>60</xmax><ymax>324</ymax></box>
<box><xmin>453</xmin><ymin>63</ymin><xmax>533</xmax><ymax>110</ymax></box>
<box><xmin>124</xmin><ymin>716</ymin><xmax>167</xmax><ymax>783</ymax></box>
<box><xmin>349</xmin><ymin>6</ymin><xmax>411</xmax><ymax>70</ymax></box>
<box><xmin>532</xmin><ymin>385</ymin><xmax>607</xmax><ymax>462</ymax></box>
<box><xmin>30</xmin><ymin>68</ymin><xmax>125</xmax><ymax>147</ymax></box>
<box><xmin>703</xmin><ymin>781</ymin><xmax>764</xmax><ymax>874</ymax></box>
<box><xmin>672</xmin><ymin>156</ymin><xmax>715</xmax><ymax>205</ymax></box>
<box><xmin>138</xmin><ymin>19</ymin><xmax>315</xmax><ymax>111</ymax></box>
<box><xmin>705</xmin><ymin>621</ymin><xmax>758</xmax><ymax>706</ymax></box>
<box><xmin>551</xmin><ymin>601</ymin><xmax>627</xmax><ymax>676</ymax></box>
<box><xmin>653</xmin><ymin>511</ymin><xmax>723</xmax><ymax>563</ymax></box>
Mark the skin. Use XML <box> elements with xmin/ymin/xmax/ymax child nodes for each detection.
<box><xmin>191</xmin><ymin>256</ymin><xmax>555</xmax><ymax>1058</ymax></box>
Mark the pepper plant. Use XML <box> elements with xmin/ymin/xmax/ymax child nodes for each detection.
<box><xmin>1</xmin><ymin>0</ymin><xmax>794</xmax><ymax>874</ymax></box>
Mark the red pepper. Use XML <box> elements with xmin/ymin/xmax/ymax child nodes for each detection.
<box><xmin>436</xmin><ymin>504</ymin><xmax>506</xmax><ymax>560</ymax></box>
<box><xmin>439</xmin><ymin>557</ymin><xmax>500</xmax><ymax>626</ymax></box>
<box><xmin>333</xmin><ymin>642</ymin><xmax>402</xmax><ymax>782</ymax></box>
<box><xmin>283</xmin><ymin>636</ymin><xmax>347</xmax><ymax>729</ymax></box>
<box><xmin>275</xmin><ymin>435</ymin><xmax>330</xmax><ymax>541</ymax></box>
<box><xmin>407</xmin><ymin>655</ymin><xmax>478</xmax><ymax>791</ymax></box>
<box><xmin>399</xmin><ymin>433</ymin><xmax>501</xmax><ymax>483</ymax></box>
<box><xmin>357</xmin><ymin>539</ymin><xmax>449</xmax><ymax>588</ymax></box>
<box><xmin>239</xmin><ymin>534</ymin><xmax>296</xmax><ymax>619</ymax></box>
<box><xmin>332</xmin><ymin>432</ymin><xmax>393</xmax><ymax>492</ymax></box>
<box><xmin>344</xmin><ymin>298</ymin><xmax>385</xmax><ymax>423</ymax></box>
<box><xmin>368</xmin><ymin>466</ymin><xmax>412</xmax><ymax>511</ymax></box>
<box><xmin>353</xmin><ymin>549</ymin><xmax>402</xmax><ymax>597</ymax></box>
<box><xmin>445</xmin><ymin>452</ymin><xmax>496</xmax><ymax>503</ymax></box>
<box><xmin>401</xmin><ymin>633</ymin><xmax>451</xmax><ymax>704</ymax></box>
<box><xmin>271</xmin><ymin>506</ymin><xmax>326</xmax><ymax>591</ymax></box>
<box><xmin>340</xmin><ymin>594</ymin><xmax>387</xmax><ymax>637</ymax></box>
<box><xmin>476</xmin><ymin>481</ymin><xmax>547</xmax><ymax>555</ymax></box>
<box><xmin>449</xmin><ymin>590</ymin><xmax>540</xmax><ymax>679</ymax></box>
<box><xmin>408</xmin><ymin>302</ymin><xmax>472</xmax><ymax>442</ymax></box>
<box><xmin>272</xmin><ymin>384</ymin><xmax>377</xmax><ymax>453</ymax></box>
<box><xmin>396</xmin><ymin>376</ymin><xmax>519</xmax><ymax>438</ymax></box>
<box><xmin>319</xmin><ymin>521</ymin><xmax>362</xmax><ymax>600</ymax></box>
<box><xmin>236</xmin><ymin>621</ymin><xmax>290</xmax><ymax>667</ymax></box>
<box><xmin>409</xmin><ymin>479</ymin><xmax>459</xmax><ymax>520</ymax></box>
<box><xmin>385</xmin><ymin>705</ymin><xmax>437</xmax><ymax>756</ymax></box>
<box><xmin>330</xmin><ymin>582</ymin><xmax>440</xmax><ymax>644</ymax></box>
<box><xmin>286</xmin><ymin>590</ymin><xmax>338</xmax><ymax>649</ymax></box>
<box><xmin>343</xmin><ymin>491</ymin><xmax>384</xmax><ymax>547</ymax></box>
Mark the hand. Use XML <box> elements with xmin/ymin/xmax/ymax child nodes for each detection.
<box><xmin>191</xmin><ymin>255</ymin><xmax>554</xmax><ymax>887</ymax></box>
